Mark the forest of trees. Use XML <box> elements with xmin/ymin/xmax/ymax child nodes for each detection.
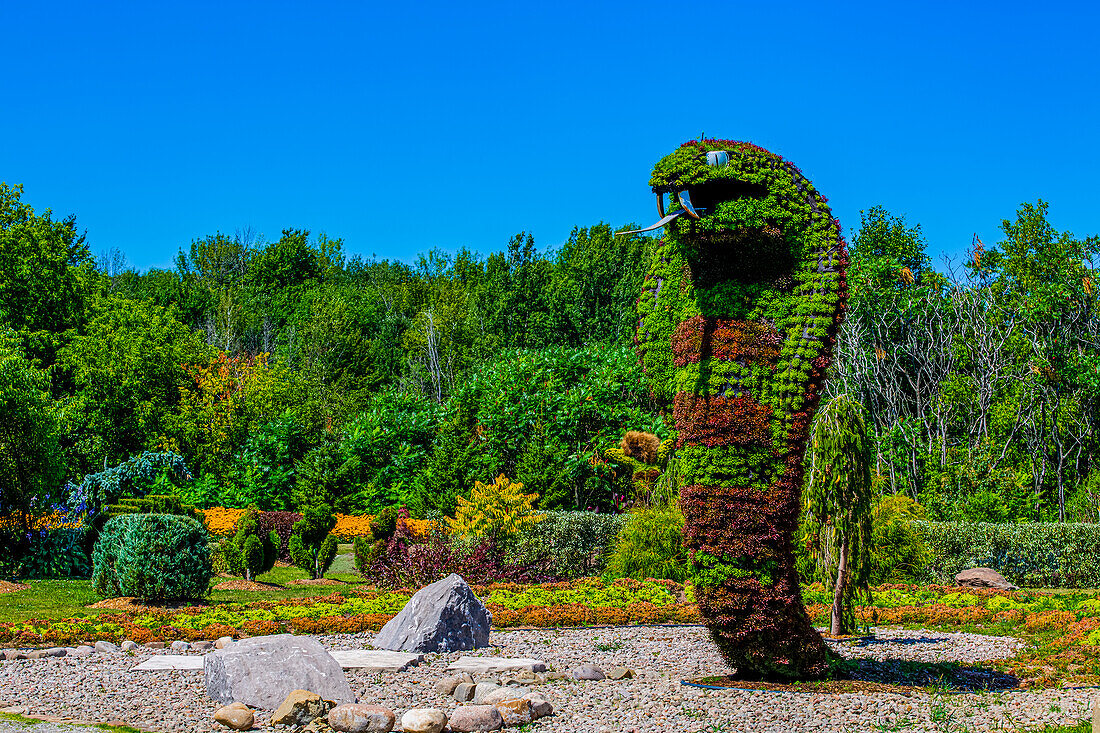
<box><xmin>1</xmin><ymin>180</ymin><xmax>1098</xmax><ymax>525</ymax></box>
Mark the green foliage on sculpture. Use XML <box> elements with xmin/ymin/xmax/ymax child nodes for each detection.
<box><xmin>221</xmin><ymin>507</ymin><xmax>279</xmax><ymax>581</ymax></box>
<box><xmin>288</xmin><ymin>504</ymin><xmax>338</xmax><ymax>579</ymax></box>
<box><xmin>634</xmin><ymin>139</ymin><xmax>848</xmax><ymax>679</ymax></box>
<box><xmin>803</xmin><ymin>394</ymin><xmax>874</xmax><ymax>636</ymax></box>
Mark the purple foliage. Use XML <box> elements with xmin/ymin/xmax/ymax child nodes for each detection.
<box><xmin>362</xmin><ymin>519</ymin><xmax>560</xmax><ymax>590</ymax></box>
<box><xmin>258</xmin><ymin>511</ymin><xmax>302</xmax><ymax>561</ymax></box>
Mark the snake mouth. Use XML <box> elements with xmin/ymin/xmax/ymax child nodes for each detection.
<box><xmin>620</xmin><ymin>179</ymin><xmax>769</xmax><ymax>236</ymax></box>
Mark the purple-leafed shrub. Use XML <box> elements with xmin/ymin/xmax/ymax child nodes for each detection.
<box><xmin>356</xmin><ymin>518</ymin><xmax>559</xmax><ymax>590</ymax></box>
<box><xmin>259</xmin><ymin>511</ymin><xmax>302</xmax><ymax>561</ymax></box>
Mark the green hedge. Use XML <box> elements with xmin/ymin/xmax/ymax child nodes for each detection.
<box><xmin>92</xmin><ymin>514</ymin><xmax>212</xmax><ymax>601</ymax></box>
<box><xmin>919</xmin><ymin>521</ymin><xmax>1100</xmax><ymax>588</ymax></box>
<box><xmin>513</xmin><ymin>511</ymin><xmax>627</xmax><ymax>578</ymax></box>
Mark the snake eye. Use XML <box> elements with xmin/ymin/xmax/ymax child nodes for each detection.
<box><xmin>706</xmin><ymin>150</ymin><xmax>730</xmax><ymax>166</ymax></box>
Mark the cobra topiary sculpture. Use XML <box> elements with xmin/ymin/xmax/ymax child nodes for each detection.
<box><xmin>625</xmin><ymin>139</ymin><xmax>848</xmax><ymax>679</ymax></box>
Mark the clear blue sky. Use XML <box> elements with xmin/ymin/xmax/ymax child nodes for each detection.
<box><xmin>3</xmin><ymin>1</ymin><xmax>1097</xmax><ymax>272</ymax></box>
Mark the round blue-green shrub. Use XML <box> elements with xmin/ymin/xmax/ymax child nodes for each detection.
<box><xmin>91</xmin><ymin>514</ymin><xmax>212</xmax><ymax>601</ymax></box>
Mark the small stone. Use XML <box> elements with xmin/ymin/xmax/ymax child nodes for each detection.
<box><xmin>433</xmin><ymin>677</ymin><xmax>462</xmax><ymax>696</ymax></box>
<box><xmin>607</xmin><ymin>666</ymin><xmax>635</xmax><ymax>680</ymax></box>
<box><xmin>328</xmin><ymin>703</ymin><xmax>394</xmax><ymax>732</ymax></box>
<box><xmin>471</xmin><ymin>682</ymin><xmax>501</xmax><ymax>704</ymax></box>
<box><xmin>120</xmin><ymin>640</ymin><xmax>140</xmax><ymax>651</ymax></box>
<box><xmin>500</xmin><ymin>670</ymin><xmax>541</xmax><ymax>686</ymax></box>
<box><xmin>571</xmin><ymin>663</ymin><xmax>605</xmax><ymax>680</ymax></box>
<box><xmin>192</xmin><ymin>640</ymin><xmax>214</xmax><ymax>652</ymax></box>
<box><xmin>214</xmin><ymin>702</ymin><xmax>254</xmax><ymax>730</ymax></box>
<box><xmin>494</xmin><ymin>698</ymin><xmax>533</xmax><ymax>726</ymax></box>
<box><xmin>400</xmin><ymin>708</ymin><xmax>447</xmax><ymax>733</ymax></box>
<box><xmin>43</xmin><ymin>647</ymin><xmax>67</xmax><ymax>657</ymax></box>
<box><xmin>215</xmin><ymin>636</ymin><xmax>235</xmax><ymax>649</ymax></box>
<box><xmin>447</xmin><ymin>705</ymin><xmax>503</xmax><ymax>732</ymax></box>
<box><xmin>145</xmin><ymin>641</ymin><xmax>166</xmax><ymax>649</ymax></box>
<box><xmin>170</xmin><ymin>640</ymin><xmax>190</xmax><ymax>651</ymax></box>
<box><xmin>272</xmin><ymin>689</ymin><xmax>327</xmax><ymax>726</ymax></box>
<box><xmin>453</xmin><ymin>682</ymin><xmax>476</xmax><ymax>702</ymax></box>
<box><xmin>94</xmin><ymin>640</ymin><xmax>119</xmax><ymax>653</ymax></box>
<box><xmin>70</xmin><ymin>645</ymin><xmax>94</xmax><ymax>657</ymax></box>
<box><xmin>481</xmin><ymin>686</ymin><xmax>528</xmax><ymax>705</ymax></box>
<box><xmin>521</xmin><ymin>692</ymin><xmax>553</xmax><ymax>719</ymax></box>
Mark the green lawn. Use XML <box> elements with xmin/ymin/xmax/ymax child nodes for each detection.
<box><xmin>0</xmin><ymin>550</ymin><xmax>364</xmax><ymax>624</ymax></box>
<box><xmin>0</xmin><ymin>580</ymin><xmax>105</xmax><ymax>624</ymax></box>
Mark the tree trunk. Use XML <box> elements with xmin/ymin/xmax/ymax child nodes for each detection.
<box><xmin>830</xmin><ymin>536</ymin><xmax>850</xmax><ymax>636</ymax></box>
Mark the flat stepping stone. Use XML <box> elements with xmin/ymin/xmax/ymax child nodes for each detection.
<box><xmin>330</xmin><ymin>650</ymin><xmax>423</xmax><ymax>672</ymax></box>
<box><xmin>132</xmin><ymin>655</ymin><xmax>203</xmax><ymax>670</ymax></box>
<box><xmin>131</xmin><ymin>650</ymin><xmax>423</xmax><ymax>673</ymax></box>
<box><xmin>446</xmin><ymin>657</ymin><xmax>547</xmax><ymax>674</ymax></box>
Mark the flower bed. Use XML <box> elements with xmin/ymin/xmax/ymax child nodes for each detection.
<box><xmin>5</xmin><ymin>579</ymin><xmax>1100</xmax><ymax>685</ymax></box>
<box><xmin>801</xmin><ymin>583</ymin><xmax>1100</xmax><ymax>686</ymax></box>
<box><xmin>198</xmin><ymin>508</ymin><xmax>437</xmax><ymax>541</ymax></box>
<box><xmin>0</xmin><ymin>578</ymin><xmax>694</xmax><ymax>646</ymax></box>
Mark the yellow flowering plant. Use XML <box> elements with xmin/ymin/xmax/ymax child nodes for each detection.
<box><xmin>447</xmin><ymin>475</ymin><xmax>544</xmax><ymax>543</ymax></box>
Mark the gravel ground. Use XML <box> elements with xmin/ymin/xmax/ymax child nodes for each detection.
<box><xmin>0</xmin><ymin>626</ymin><xmax>1095</xmax><ymax>733</ymax></box>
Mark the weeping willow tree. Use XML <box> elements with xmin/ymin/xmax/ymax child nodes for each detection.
<box><xmin>803</xmin><ymin>393</ymin><xmax>874</xmax><ymax>636</ymax></box>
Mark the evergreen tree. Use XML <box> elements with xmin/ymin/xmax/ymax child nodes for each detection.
<box><xmin>287</xmin><ymin>504</ymin><xmax>337</xmax><ymax>579</ymax></box>
<box><xmin>221</xmin><ymin>507</ymin><xmax>278</xmax><ymax>581</ymax></box>
<box><xmin>803</xmin><ymin>394</ymin><xmax>874</xmax><ymax>636</ymax></box>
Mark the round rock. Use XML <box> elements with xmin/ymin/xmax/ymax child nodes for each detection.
<box><xmin>471</xmin><ymin>682</ymin><xmax>500</xmax><ymax>704</ymax></box>
<box><xmin>521</xmin><ymin>692</ymin><xmax>554</xmax><ymax>719</ymax></box>
<box><xmin>453</xmin><ymin>682</ymin><xmax>476</xmax><ymax>702</ymax></box>
<box><xmin>214</xmin><ymin>702</ymin><xmax>254</xmax><ymax>730</ymax></box>
<box><xmin>432</xmin><ymin>676</ymin><xmax>462</xmax><ymax>696</ymax></box>
<box><xmin>480</xmin><ymin>686</ymin><xmax>528</xmax><ymax>705</ymax></box>
<box><xmin>400</xmin><ymin>708</ymin><xmax>447</xmax><ymax>733</ymax></box>
<box><xmin>494</xmin><ymin>698</ymin><xmax>533</xmax><ymax>726</ymax></box>
<box><xmin>328</xmin><ymin>703</ymin><xmax>395</xmax><ymax>732</ymax></box>
<box><xmin>571</xmin><ymin>663</ymin><xmax>606</xmax><ymax>680</ymax></box>
<box><xmin>447</xmin><ymin>705</ymin><xmax>503</xmax><ymax>732</ymax></box>
<box><xmin>94</xmin><ymin>640</ymin><xmax>119</xmax><ymax>653</ymax></box>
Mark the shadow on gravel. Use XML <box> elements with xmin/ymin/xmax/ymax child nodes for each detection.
<box><xmin>831</xmin><ymin>657</ymin><xmax>1020</xmax><ymax>692</ymax></box>
<box><xmin>687</xmin><ymin>659</ymin><xmax>1020</xmax><ymax>693</ymax></box>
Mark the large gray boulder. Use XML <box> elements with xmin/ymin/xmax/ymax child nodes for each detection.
<box><xmin>373</xmin><ymin>574</ymin><xmax>491</xmax><ymax>653</ymax></box>
<box><xmin>204</xmin><ymin>634</ymin><xmax>354</xmax><ymax>709</ymax></box>
<box><xmin>955</xmin><ymin>567</ymin><xmax>1019</xmax><ymax>591</ymax></box>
